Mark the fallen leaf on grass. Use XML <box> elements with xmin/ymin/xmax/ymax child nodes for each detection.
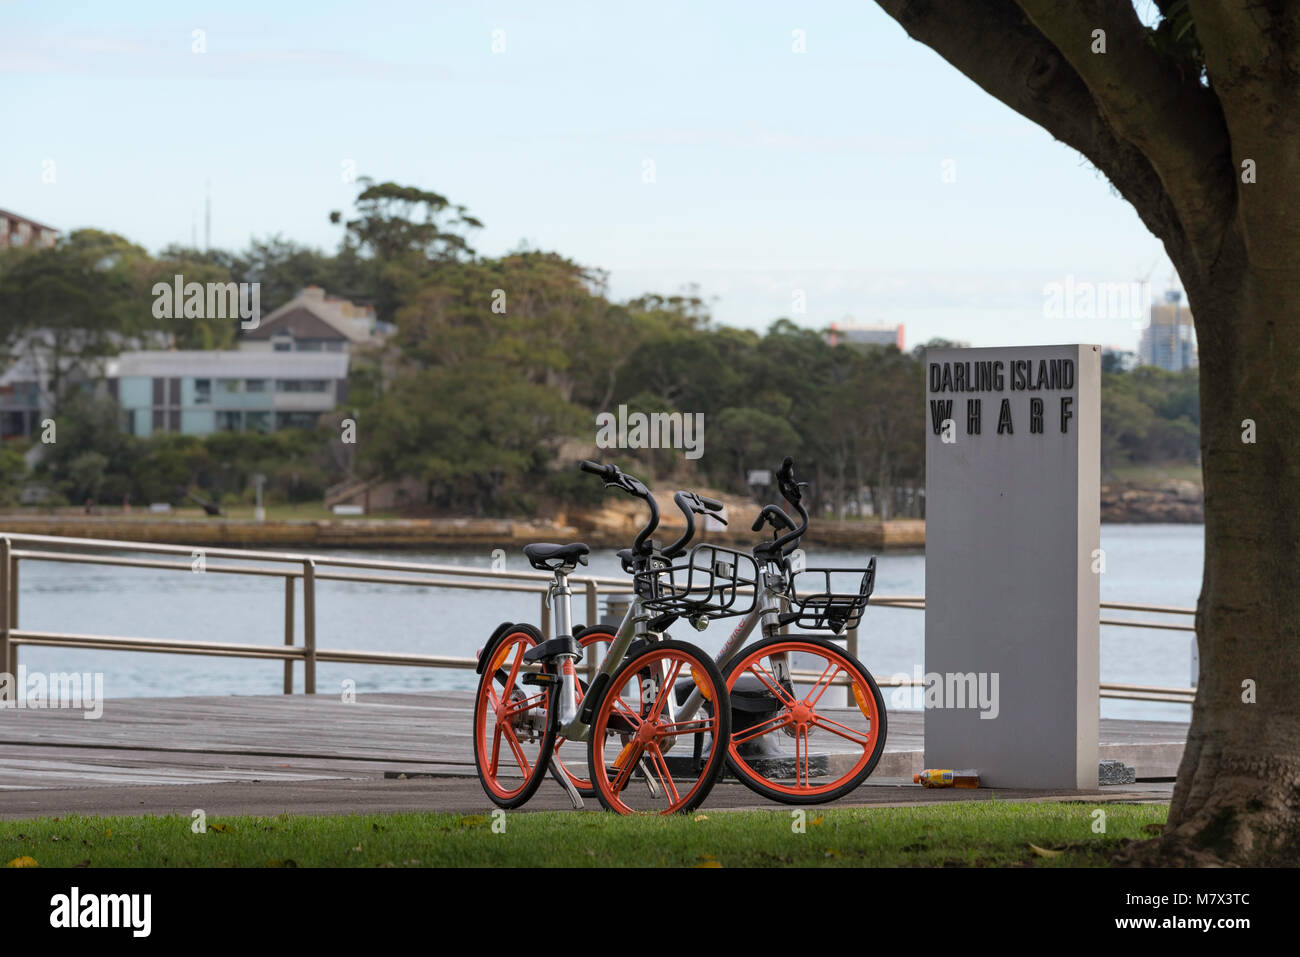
<box><xmin>6</xmin><ymin>856</ymin><xmax>39</xmax><ymax>868</ymax></box>
<box><xmin>1028</xmin><ymin>843</ymin><xmax>1064</xmax><ymax>858</ymax></box>
<box><xmin>693</xmin><ymin>815</ymin><xmax>708</xmax><ymax>822</ymax></box>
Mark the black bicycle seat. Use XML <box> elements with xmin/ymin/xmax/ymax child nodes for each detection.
<box><xmin>523</xmin><ymin>542</ymin><xmax>590</xmax><ymax>571</ymax></box>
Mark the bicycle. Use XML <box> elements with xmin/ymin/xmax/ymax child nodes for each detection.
<box><xmin>701</xmin><ymin>456</ymin><xmax>888</xmax><ymax>804</ymax></box>
<box><xmin>471</xmin><ymin>461</ymin><xmax>735</xmax><ymax>814</ymax></box>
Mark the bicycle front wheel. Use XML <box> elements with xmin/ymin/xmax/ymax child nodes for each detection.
<box><xmin>586</xmin><ymin>639</ymin><xmax>731</xmax><ymax>814</ymax></box>
<box><xmin>722</xmin><ymin>635</ymin><xmax>887</xmax><ymax>804</ymax></box>
<box><xmin>473</xmin><ymin>627</ymin><xmax>556</xmax><ymax>809</ymax></box>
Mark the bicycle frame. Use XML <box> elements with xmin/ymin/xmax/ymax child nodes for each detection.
<box><xmin>550</xmin><ymin>554</ymin><xmax>794</xmax><ymax>742</ymax></box>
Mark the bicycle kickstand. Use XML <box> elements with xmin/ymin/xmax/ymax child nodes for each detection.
<box><xmin>550</xmin><ymin>758</ymin><xmax>585</xmax><ymax>810</ymax></box>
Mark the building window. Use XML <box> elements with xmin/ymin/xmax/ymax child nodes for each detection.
<box><xmin>245</xmin><ymin>411</ymin><xmax>271</xmax><ymax>433</ymax></box>
<box><xmin>219</xmin><ymin>379</ymin><xmax>243</xmax><ymax>393</ymax></box>
<box><xmin>325</xmin><ymin>341</ymin><xmax>344</xmax><ymax>353</ymax></box>
<box><xmin>297</xmin><ymin>340</ymin><xmax>324</xmax><ymax>352</ymax></box>
<box><xmin>275</xmin><ymin>379</ymin><xmax>330</xmax><ymax>393</ymax></box>
<box><xmin>246</xmin><ymin>379</ymin><xmax>267</xmax><ymax>392</ymax></box>
<box><xmin>275</xmin><ymin>412</ymin><xmax>321</xmax><ymax>430</ymax></box>
<box><xmin>216</xmin><ymin>411</ymin><xmax>241</xmax><ymax>432</ymax></box>
<box><xmin>194</xmin><ymin>379</ymin><xmax>212</xmax><ymax>405</ymax></box>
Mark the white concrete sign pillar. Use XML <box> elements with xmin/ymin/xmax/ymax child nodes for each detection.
<box><xmin>924</xmin><ymin>344</ymin><xmax>1101</xmax><ymax>788</ymax></box>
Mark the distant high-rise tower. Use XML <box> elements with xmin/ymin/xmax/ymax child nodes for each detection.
<box><xmin>1139</xmin><ymin>291</ymin><xmax>1197</xmax><ymax>372</ymax></box>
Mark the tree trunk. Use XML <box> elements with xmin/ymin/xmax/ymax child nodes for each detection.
<box><xmin>1155</xmin><ymin>247</ymin><xmax>1300</xmax><ymax>866</ymax></box>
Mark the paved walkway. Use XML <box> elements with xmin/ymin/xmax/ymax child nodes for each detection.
<box><xmin>0</xmin><ymin>692</ymin><xmax>1182</xmax><ymax>818</ymax></box>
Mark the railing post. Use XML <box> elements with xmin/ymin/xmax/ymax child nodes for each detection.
<box><xmin>585</xmin><ymin>581</ymin><xmax>599</xmax><ymax>682</ymax></box>
<box><xmin>303</xmin><ymin>559</ymin><xmax>316</xmax><ymax>695</ymax></box>
<box><xmin>540</xmin><ymin>588</ymin><xmax>551</xmax><ymax>639</ymax></box>
<box><xmin>0</xmin><ymin>538</ymin><xmax>10</xmax><ymax>676</ymax></box>
<box><xmin>283</xmin><ymin>575</ymin><xmax>296</xmax><ymax>694</ymax></box>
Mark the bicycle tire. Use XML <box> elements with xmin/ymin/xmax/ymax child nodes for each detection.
<box><xmin>585</xmin><ymin>639</ymin><xmax>731</xmax><ymax>814</ymax></box>
<box><xmin>722</xmin><ymin>634</ymin><xmax>887</xmax><ymax>805</ymax></box>
<box><xmin>472</xmin><ymin>626</ymin><xmax>557</xmax><ymax>809</ymax></box>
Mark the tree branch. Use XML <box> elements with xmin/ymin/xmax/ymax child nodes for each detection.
<box><xmin>1187</xmin><ymin>0</ymin><xmax>1300</xmax><ymax>266</ymax></box>
<box><xmin>1015</xmin><ymin>0</ymin><xmax>1234</xmax><ymax>260</ymax></box>
<box><xmin>873</xmin><ymin>0</ymin><xmax>1228</xmax><ymax>279</ymax></box>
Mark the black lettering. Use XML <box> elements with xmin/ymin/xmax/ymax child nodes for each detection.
<box><xmin>941</xmin><ymin>363</ymin><xmax>953</xmax><ymax>393</ymax></box>
<box><xmin>967</xmin><ymin>399</ymin><xmax>981</xmax><ymax>435</ymax></box>
<box><xmin>997</xmin><ymin>398</ymin><xmax>1013</xmax><ymax>434</ymax></box>
<box><xmin>954</xmin><ymin>362</ymin><xmax>966</xmax><ymax>392</ymax></box>
<box><xmin>929</xmin><ymin>363</ymin><xmax>941</xmax><ymax>393</ymax></box>
<box><xmin>1060</xmin><ymin>396</ymin><xmax>1073</xmax><ymax>433</ymax></box>
<box><xmin>993</xmin><ymin>360</ymin><xmax>1004</xmax><ymax>391</ymax></box>
<box><xmin>1030</xmin><ymin>397</ymin><xmax>1044</xmax><ymax>433</ymax></box>
<box><xmin>1035</xmin><ymin>359</ymin><xmax>1049</xmax><ymax>390</ymax></box>
<box><xmin>929</xmin><ymin>399</ymin><xmax>953</xmax><ymax>435</ymax></box>
<box><xmin>1062</xmin><ymin>359</ymin><xmax>1074</xmax><ymax>390</ymax></box>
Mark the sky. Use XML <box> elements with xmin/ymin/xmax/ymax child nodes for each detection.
<box><xmin>1</xmin><ymin>0</ymin><xmax>1179</xmax><ymax>351</ymax></box>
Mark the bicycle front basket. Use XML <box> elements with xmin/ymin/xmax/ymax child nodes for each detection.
<box><xmin>635</xmin><ymin>544</ymin><xmax>758</xmax><ymax>619</ymax></box>
<box><xmin>783</xmin><ymin>557</ymin><xmax>876</xmax><ymax>635</ymax></box>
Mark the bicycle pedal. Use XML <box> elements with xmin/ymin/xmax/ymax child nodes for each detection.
<box><xmin>522</xmin><ymin>673</ymin><xmax>558</xmax><ymax>686</ymax></box>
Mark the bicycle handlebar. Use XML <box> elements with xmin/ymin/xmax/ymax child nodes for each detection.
<box><xmin>751</xmin><ymin>504</ymin><xmax>796</xmax><ymax>534</ymax></box>
<box><xmin>663</xmin><ymin>490</ymin><xmax>728</xmax><ymax>558</ymax></box>
<box><xmin>579</xmin><ymin>460</ymin><xmax>659</xmax><ymax>554</ymax></box>
<box><xmin>756</xmin><ymin>456</ymin><xmax>809</xmax><ymax>557</ymax></box>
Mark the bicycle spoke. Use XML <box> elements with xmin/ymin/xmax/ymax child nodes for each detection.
<box><xmin>500</xmin><ymin>721</ymin><xmax>532</xmax><ymax>777</ymax></box>
<box><xmin>798</xmin><ymin>726</ymin><xmax>810</xmax><ymax>787</ymax></box>
<box><xmin>804</xmin><ymin>662</ymin><xmax>842</xmax><ymax>708</ymax></box>
<box><xmin>660</xmin><ymin>717</ymin><xmax>717</xmax><ymax>737</ymax></box>
<box><xmin>729</xmin><ymin>710</ymin><xmax>793</xmax><ymax>744</ymax></box>
<box><xmin>610</xmin><ymin>740</ymin><xmax>642</xmax><ymax>794</ymax></box>
<box><xmin>489</xmin><ymin>721</ymin><xmax>504</xmax><ymax>778</ymax></box>
<box><xmin>747</xmin><ymin>659</ymin><xmax>797</xmax><ymax>707</ymax></box>
<box><xmin>811</xmin><ymin>712</ymin><xmax>873</xmax><ymax>746</ymax></box>
<box><xmin>647</xmin><ymin>658</ymin><xmax>684</xmax><ymax>722</ymax></box>
<box><xmin>647</xmin><ymin>744</ymin><xmax>681</xmax><ymax>805</ymax></box>
<box><xmin>502</xmin><ymin>691</ymin><xmax>546</xmax><ymax>719</ymax></box>
<box><xmin>611</xmin><ymin>695</ymin><xmax>644</xmax><ymax>728</ymax></box>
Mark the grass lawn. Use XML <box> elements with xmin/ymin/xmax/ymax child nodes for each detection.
<box><xmin>1</xmin><ymin>802</ymin><xmax>1167</xmax><ymax>868</ymax></box>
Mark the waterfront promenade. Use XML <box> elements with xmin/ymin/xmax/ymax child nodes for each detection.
<box><xmin>0</xmin><ymin>690</ymin><xmax>1181</xmax><ymax>818</ymax></box>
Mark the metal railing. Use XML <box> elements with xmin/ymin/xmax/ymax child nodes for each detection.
<box><xmin>0</xmin><ymin>532</ymin><xmax>1196</xmax><ymax>704</ymax></box>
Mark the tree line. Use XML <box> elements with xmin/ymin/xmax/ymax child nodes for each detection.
<box><xmin>0</xmin><ymin>180</ymin><xmax>1198</xmax><ymax>514</ymax></box>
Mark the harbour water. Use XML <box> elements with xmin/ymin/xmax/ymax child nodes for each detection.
<box><xmin>10</xmin><ymin>524</ymin><xmax>1201</xmax><ymax>722</ymax></box>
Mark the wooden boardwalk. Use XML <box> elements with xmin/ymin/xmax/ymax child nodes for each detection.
<box><xmin>0</xmin><ymin>692</ymin><xmax>1186</xmax><ymax>815</ymax></box>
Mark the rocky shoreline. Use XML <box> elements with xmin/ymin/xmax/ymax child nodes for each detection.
<box><xmin>0</xmin><ymin>483</ymin><xmax>1201</xmax><ymax>550</ymax></box>
<box><xmin>1099</xmin><ymin>480</ymin><xmax>1203</xmax><ymax>523</ymax></box>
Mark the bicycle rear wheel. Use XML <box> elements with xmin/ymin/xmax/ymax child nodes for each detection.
<box><xmin>722</xmin><ymin>635</ymin><xmax>887</xmax><ymax>805</ymax></box>
<box><xmin>473</xmin><ymin>627</ymin><xmax>555</xmax><ymax>809</ymax></box>
<box><xmin>586</xmin><ymin>639</ymin><xmax>731</xmax><ymax>814</ymax></box>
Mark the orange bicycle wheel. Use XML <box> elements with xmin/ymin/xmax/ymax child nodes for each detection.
<box><xmin>586</xmin><ymin>639</ymin><xmax>731</xmax><ymax>814</ymax></box>
<box><xmin>722</xmin><ymin>635</ymin><xmax>887</xmax><ymax>804</ymax></box>
<box><xmin>473</xmin><ymin>627</ymin><xmax>555</xmax><ymax>808</ymax></box>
